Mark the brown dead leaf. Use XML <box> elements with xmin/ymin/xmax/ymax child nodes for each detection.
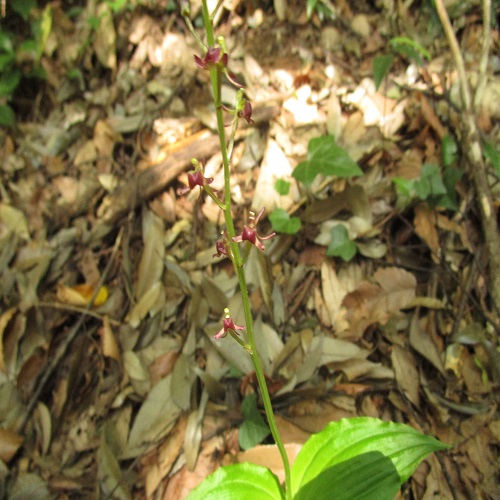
<box><xmin>0</xmin><ymin>428</ymin><xmax>23</xmax><ymax>463</ymax></box>
<box><xmin>343</xmin><ymin>267</ymin><xmax>416</xmax><ymax>338</ymax></box>
<box><xmin>417</xmin><ymin>92</ymin><xmax>447</xmax><ymax>139</ymax></box>
<box><xmin>0</xmin><ymin>307</ymin><xmax>17</xmax><ymax>372</ymax></box>
<box><xmin>414</xmin><ymin>202</ymin><xmax>440</xmax><ymax>262</ymax></box>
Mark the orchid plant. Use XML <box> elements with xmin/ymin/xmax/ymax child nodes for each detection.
<box><xmin>178</xmin><ymin>2</ymin><xmax>448</xmax><ymax>499</ymax></box>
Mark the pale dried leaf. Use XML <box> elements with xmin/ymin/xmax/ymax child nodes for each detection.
<box><xmin>34</xmin><ymin>403</ymin><xmax>51</xmax><ymax>456</ymax></box>
<box><xmin>8</xmin><ymin>472</ymin><xmax>50</xmax><ymax>499</ymax></box>
<box><xmin>137</xmin><ymin>209</ymin><xmax>165</xmax><ymax>299</ymax></box>
<box><xmin>321</xmin><ymin>260</ymin><xmax>350</xmax><ymax>332</ymax></box>
<box><xmin>98</xmin><ymin>435</ymin><xmax>131</xmax><ymax>499</ymax></box>
<box><xmin>123</xmin><ymin>351</ymin><xmax>149</xmax><ymax>382</ymax></box>
<box><xmin>100</xmin><ymin>316</ymin><xmax>121</xmax><ymax>363</ymax></box>
<box><xmin>124</xmin><ymin>375</ymin><xmax>181</xmax><ymax>458</ymax></box>
<box><xmin>0</xmin><ymin>203</ymin><xmax>30</xmax><ymax>240</ymax></box>
<box><xmin>391</xmin><ymin>344</ymin><xmax>420</xmax><ymax>407</ymax></box>
<box><xmin>127</xmin><ymin>281</ymin><xmax>164</xmax><ymax>328</ymax></box>
<box><xmin>171</xmin><ymin>353</ymin><xmax>195</xmax><ymax>411</ymax></box>
<box><xmin>252</xmin><ymin>139</ymin><xmax>293</xmax><ymax>213</ymax></box>
<box><xmin>93</xmin><ymin>3</ymin><xmax>116</xmax><ymax>70</ymax></box>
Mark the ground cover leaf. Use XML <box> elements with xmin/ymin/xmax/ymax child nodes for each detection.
<box><xmin>293</xmin><ymin>136</ymin><xmax>363</xmax><ymax>187</ymax></box>
<box><xmin>187</xmin><ymin>462</ymin><xmax>284</xmax><ymax>500</ymax></box>
<box><xmin>291</xmin><ymin>417</ymin><xmax>449</xmax><ymax>499</ymax></box>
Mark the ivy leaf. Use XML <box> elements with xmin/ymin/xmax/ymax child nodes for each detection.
<box><xmin>274</xmin><ymin>179</ymin><xmax>291</xmax><ymax>196</ymax></box>
<box><xmin>269</xmin><ymin>209</ymin><xmax>301</xmax><ymax>235</ymax></box>
<box><xmin>293</xmin><ymin>136</ymin><xmax>363</xmax><ymax>187</ymax></box>
<box><xmin>238</xmin><ymin>393</ymin><xmax>271</xmax><ymax>451</ymax></box>
<box><xmin>414</xmin><ymin>164</ymin><xmax>447</xmax><ymax>200</ymax></box>
<box><xmin>326</xmin><ymin>225</ymin><xmax>357</xmax><ymax>261</ymax></box>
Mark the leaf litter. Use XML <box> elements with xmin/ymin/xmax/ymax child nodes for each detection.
<box><xmin>1</xmin><ymin>1</ymin><xmax>499</xmax><ymax>498</ymax></box>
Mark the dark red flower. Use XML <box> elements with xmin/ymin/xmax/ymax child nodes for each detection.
<box><xmin>177</xmin><ymin>170</ymin><xmax>214</xmax><ymax>195</ymax></box>
<box><xmin>214</xmin><ymin>308</ymin><xmax>245</xmax><ymax>340</ymax></box>
<box><xmin>232</xmin><ymin>207</ymin><xmax>275</xmax><ymax>251</ymax></box>
<box><xmin>238</xmin><ymin>101</ymin><xmax>254</xmax><ymax>124</ymax></box>
<box><xmin>194</xmin><ymin>47</ymin><xmax>227</xmax><ymax>70</ymax></box>
<box><xmin>213</xmin><ymin>239</ymin><xmax>229</xmax><ymax>258</ymax></box>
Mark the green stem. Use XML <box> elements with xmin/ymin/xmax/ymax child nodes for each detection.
<box><xmin>199</xmin><ymin>2</ymin><xmax>292</xmax><ymax>498</ymax></box>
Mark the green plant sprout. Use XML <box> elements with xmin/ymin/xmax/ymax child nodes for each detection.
<box><xmin>0</xmin><ymin>0</ymin><xmax>52</xmax><ymax>126</ymax></box>
<box><xmin>373</xmin><ymin>36</ymin><xmax>431</xmax><ymax>91</ymax></box>
<box><xmin>393</xmin><ymin>135</ymin><xmax>464</xmax><ymax>211</ymax></box>
<box><xmin>178</xmin><ymin>2</ymin><xmax>449</xmax><ymax>498</ymax></box>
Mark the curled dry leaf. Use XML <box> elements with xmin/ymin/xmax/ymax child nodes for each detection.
<box><xmin>56</xmin><ymin>282</ymin><xmax>109</xmax><ymax>307</ymax></box>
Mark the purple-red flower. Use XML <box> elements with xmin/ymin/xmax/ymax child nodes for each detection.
<box><xmin>232</xmin><ymin>207</ymin><xmax>275</xmax><ymax>251</ymax></box>
<box><xmin>177</xmin><ymin>169</ymin><xmax>214</xmax><ymax>196</ymax></box>
<box><xmin>238</xmin><ymin>101</ymin><xmax>254</xmax><ymax>124</ymax></box>
<box><xmin>214</xmin><ymin>308</ymin><xmax>245</xmax><ymax>340</ymax></box>
<box><xmin>213</xmin><ymin>239</ymin><xmax>229</xmax><ymax>258</ymax></box>
<box><xmin>194</xmin><ymin>47</ymin><xmax>228</xmax><ymax>70</ymax></box>
<box><xmin>194</xmin><ymin>46</ymin><xmax>243</xmax><ymax>88</ymax></box>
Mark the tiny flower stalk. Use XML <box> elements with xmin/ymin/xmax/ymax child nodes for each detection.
<box><xmin>182</xmin><ymin>2</ymin><xmax>292</xmax><ymax>498</ymax></box>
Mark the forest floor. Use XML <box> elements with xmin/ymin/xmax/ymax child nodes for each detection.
<box><xmin>1</xmin><ymin>0</ymin><xmax>499</xmax><ymax>498</ymax></box>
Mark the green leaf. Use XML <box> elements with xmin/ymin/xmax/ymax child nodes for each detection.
<box><xmin>441</xmin><ymin>135</ymin><xmax>457</xmax><ymax>167</ymax></box>
<box><xmin>389</xmin><ymin>37</ymin><xmax>431</xmax><ymax>65</ymax></box>
<box><xmin>393</xmin><ymin>177</ymin><xmax>416</xmax><ymax>198</ymax></box>
<box><xmin>0</xmin><ymin>104</ymin><xmax>16</xmax><ymax>127</ymax></box>
<box><xmin>295</xmin><ymin>452</ymin><xmax>401</xmax><ymax>500</ymax></box>
<box><xmin>326</xmin><ymin>224</ymin><xmax>357</xmax><ymax>261</ymax></box>
<box><xmin>484</xmin><ymin>142</ymin><xmax>500</xmax><ymax>178</ymax></box>
<box><xmin>0</xmin><ymin>69</ymin><xmax>21</xmax><ymax>96</ymax></box>
<box><xmin>0</xmin><ymin>31</ymin><xmax>15</xmax><ymax>53</ymax></box>
<box><xmin>187</xmin><ymin>462</ymin><xmax>284</xmax><ymax>500</ymax></box>
<box><xmin>414</xmin><ymin>164</ymin><xmax>447</xmax><ymax>200</ymax></box>
<box><xmin>433</xmin><ymin>166</ymin><xmax>463</xmax><ymax>210</ymax></box>
<box><xmin>269</xmin><ymin>209</ymin><xmax>301</xmax><ymax>235</ymax></box>
<box><xmin>0</xmin><ymin>52</ymin><xmax>16</xmax><ymax>72</ymax></box>
<box><xmin>306</xmin><ymin>0</ymin><xmax>319</xmax><ymax>20</ymax></box>
<box><xmin>87</xmin><ymin>15</ymin><xmax>102</xmax><ymax>30</ymax></box>
<box><xmin>373</xmin><ymin>55</ymin><xmax>394</xmax><ymax>91</ymax></box>
<box><xmin>292</xmin><ymin>136</ymin><xmax>363</xmax><ymax>187</ymax></box>
<box><xmin>239</xmin><ymin>393</ymin><xmax>271</xmax><ymax>451</ymax></box>
<box><xmin>11</xmin><ymin>0</ymin><xmax>37</xmax><ymax>21</ymax></box>
<box><xmin>290</xmin><ymin>417</ymin><xmax>449</xmax><ymax>499</ymax></box>
<box><xmin>106</xmin><ymin>0</ymin><xmax>129</xmax><ymax>12</ymax></box>
<box><xmin>274</xmin><ymin>179</ymin><xmax>290</xmax><ymax>196</ymax></box>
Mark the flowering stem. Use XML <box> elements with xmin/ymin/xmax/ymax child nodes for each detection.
<box><xmin>198</xmin><ymin>2</ymin><xmax>292</xmax><ymax>497</ymax></box>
